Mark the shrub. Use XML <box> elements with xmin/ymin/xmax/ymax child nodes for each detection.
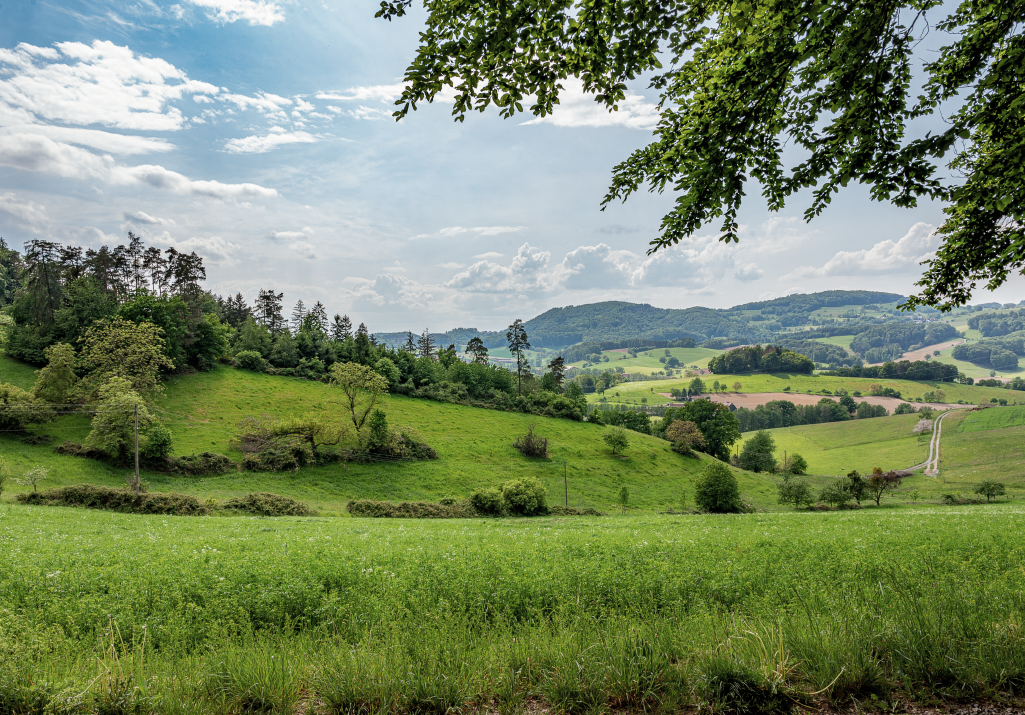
<box><xmin>818</xmin><ymin>479</ymin><xmax>853</xmax><ymax>508</ymax></box>
<box><xmin>235</xmin><ymin>350</ymin><xmax>268</xmax><ymax>372</ymax></box>
<box><xmin>17</xmin><ymin>484</ymin><xmax>208</xmax><ymax>515</ymax></box>
<box><xmin>664</xmin><ymin>419</ymin><xmax>705</xmax><ymax>456</ymax></box>
<box><xmin>346</xmin><ymin>499</ymin><xmax>472</xmax><ymax>518</ymax></box>
<box><xmin>501</xmin><ymin>477</ymin><xmax>548</xmax><ymax>516</ymax></box>
<box><xmin>778</xmin><ymin>475</ymin><xmax>814</xmax><ymax>509</ymax></box>
<box><xmin>166</xmin><ymin>452</ymin><xmax>235</xmax><ymax>476</ymax></box>
<box><xmin>512</xmin><ymin>424</ymin><xmax>549</xmax><ymax>458</ymax></box>
<box><xmin>395</xmin><ymin>429</ymin><xmax>439</xmax><ymax>460</ymax></box>
<box><xmin>602</xmin><ymin>426</ymin><xmax>630</xmax><ymax>455</ymax></box>
<box><xmin>695</xmin><ymin>461</ymin><xmax>744</xmax><ymax>513</ymax></box>
<box><xmin>222</xmin><ymin>493</ymin><xmax>316</xmax><ymax>517</ymax></box>
<box><xmin>786</xmin><ymin>453</ymin><xmax>808</xmax><ymax>475</ymax></box>
<box><xmin>941</xmin><ymin>493</ymin><xmax>986</xmax><ymax>505</ymax></box>
<box><xmin>894</xmin><ymin>402</ymin><xmax>917</xmax><ymax>415</ymax></box>
<box><xmin>469</xmin><ymin>487</ymin><xmax>506</xmax><ymax>516</ymax></box>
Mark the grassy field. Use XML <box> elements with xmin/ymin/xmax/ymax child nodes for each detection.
<box><xmin>929</xmin><ymin>341</ymin><xmax>1025</xmax><ymax>380</ymax></box>
<box><xmin>1</xmin><ymin>505</ymin><xmax>1022</xmax><ymax>712</ymax></box>
<box><xmin>808</xmin><ymin>334</ymin><xmax>857</xmax><ymax>351</ymax></box>
<box><xmin>735</xmin><ymin>413</ymin><xmax>930</xmax><ymax>480</ymax></box>
<box><xmin>593</xmin><ymin>371</ymin><xmax>1020</xmax><ymax>405</ymax></box>
<box><xmin>569</xmin><ymin>346</ymin><xmax>723</xmax><ymax>374</ymax></box>
<box><xmin>735</xmin><ymin>405</ymin><xmax>1025</xmax><ymax>500</ymax></box>
<box><xmin>0</xmin><ymin>359</ymin><xmax>786</xmax><ymax>513</ymax></box>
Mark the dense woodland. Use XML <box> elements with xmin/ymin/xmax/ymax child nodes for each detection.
<box><xmin>708</xmin><ymin>345</ymin><xmax>815</xmax><ymax>375</ymax></box>
<box><xmin>952</xmin><ymin>333</ymin><xmax>1025</xmax><ymax>370</ymax></box>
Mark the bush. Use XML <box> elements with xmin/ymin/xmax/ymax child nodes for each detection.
<box><xmin>818</xmin><ymin>479</ymin><xmax>853</xmax><ymax>508</ymax></box>
<box><xmin>941</xmin><ymin>493</ymin><xmax>986</xmax><ymax>505</ymax></box>
<box><xmin>501</xmin><ymin>477</ymin><xmax>548</xmax><ymax>516</ymax></box>
<box><xmin>786</xmin><ymin>453</ymin><xmax>808</xmax><ymax>475</ymax></box>
<box><xmin>346</xmin><ymin>499</ymin><xmax>473</xmax><ymax>518</ymax></box>
<box><xmin>235</xmin><ymin>350</ymin><xmax>268</xmax><ymax>372</ymax></box>
<box><xmin>602</xmin><ymin>426</ymin><xmax>630</xmax><ymax>455</ymax></box>
<box><xmin>166</xmin><ymin>452</ymin><xmax>235</xmax><ymax>476</ymax></box>
<box><xmin>778</xmin><ymin>476</ymin><xmax>814</xmax><ymax>509</ymax></box>
<box><xmin>221</xmin><ymin>492</ymin><xmax>316</xmax><ymax>516</ymax></box>
<box><xmin>17</xmin><ymin>484</ymin><xmax>208</xmax><ymax>515</ymax></box>
<box><xmin>695</xmin><ymin>461</ymin><xmax>744</xmax><ymax>513</ymax></box>
<box><xmin>512</xmin><ymin>424</ymin><xmax>549</xmax><ymax>458</ymax></box>
<box><xmin>894</xmin><ymin>402</ymin><xmax>917</xmax><ymax>415</ymax></box>
<box><xmin>469</xmin><ymin>487</ymin><xmax>506</xmax><ymax>516</ymax></box>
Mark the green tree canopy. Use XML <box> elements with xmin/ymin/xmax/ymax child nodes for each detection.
<box><xmin>694</xmin><ymin>460</ymin><xmax>743</xmax><ymax>513</ymax></box>
<box><xmin>77</xmin><ymin>317</ymin><xmax>174</xmax><ymax>400</ymax></box>
<box><xmin>738</xmin><ymin>430</ymin><xmax>776</xmax><ymax>473</ymax></box>
<box><xmin>381</xmin><ymin>0</ymin><xmax>1025</xmax><ymax>309</ymax></box>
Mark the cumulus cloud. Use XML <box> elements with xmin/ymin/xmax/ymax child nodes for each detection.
<box><xmin>446</xmin><ymin>243</ymin><xmax>553</xmax><ymax>293</ymax></box>
<box><xmin>224</xmin><ymin>130</ymin><xmax>317</xmax><ymax>154</ymax></box>
<box><xmin>631</xmin><ymin>240</ymin><xmax>734</xmax><ymax>288</ymax></box>
<box><xmin>413</xmin><ymin>225</ymin><xmax>526</xmax><ymax>240</ymax></box>
<box><xmin>0</xmin><ymin>41</ymin><xmax>278</xmax><ymax>199</ymax></box>
<box><xmin>340</xmin><ymin>106</ymin><xmax>391</xmax><ymax>121</ymax></box>
<box><xmin>734</xmin><ymin>263</ymin><xmax>765</xmax><ymax>282</ymax></box>
<box><xmin>184</xmin><ymin>0</ymin><xmax>285</xmax><ymax>26</ymax></box>
<box><xmin>349</xmin><ymin>273</ymin><xmax>433</xmax><ymax>310</ymax></box>
<box><xmin>557</xmin><ymin>243</ymin><xmax>633</xmax><ymax>290</ymax></box>
<box><xmin>123</xmin><ymin>210</ymin><xmax>175</xmax><ymax>226</ymax></box>
<box><xmin>289</xmin><ymin>241</ymin><xmax>316</xmax><ymax>259</ymax></box>
<box><xmin>783</xmin><ymin>223</ymin><xmax>938</xmax><ymax>279</ymax></box>
<box><xmin>0</xmin><ymin>192</ymin><xmax>49</xmax><ymax>230</ymax></box>
<box><xmin>521</xmin><ymin>79</ymin><xmax>660</xmax><ymax>130</ymax></box>
<box><xmin>0</xmin><ymin>41</ymin><xmax>218</xmax><ymax>131</ymax></box>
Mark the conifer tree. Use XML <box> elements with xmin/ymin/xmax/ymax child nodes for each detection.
<box><xmin>331</xmin><ymin>314</ymin><xmax>352</xmax><ymax>342</ymax></box>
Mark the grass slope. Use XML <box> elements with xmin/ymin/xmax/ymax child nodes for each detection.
<box><xmin>593</xmin><ymin>371</ymin><xmax>1019</xmax><ymax>405</ymax></box>
<box><xmin>933</xmin><ymin>406</ymin><xmax>1025</xmax><ymax>491</ymax></box>
<box><xmin>569</xmin><ymin>346</ymin><xmax>723</xmax><ymax>374</ymax></box>
<box><xmin>0</xmin><ymin>364</ymin><xmax>779</xmax><ymax>514</ymax></box>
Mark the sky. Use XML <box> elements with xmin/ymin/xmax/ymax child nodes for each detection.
<box><xmin>0</xmin><ymin>0</ymin><xmax>1022</xmax><ymax>333</ymax></box>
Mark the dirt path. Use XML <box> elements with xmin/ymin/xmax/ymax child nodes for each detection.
<box><xmin>923</xmin><ymin>408</ymin><xmax>962</xmax><ymax>476</ymax></box>
<box><xmin>657</xmin><ymin>391</ymin><xmax>963</xmax><ymax>411</ymax></box>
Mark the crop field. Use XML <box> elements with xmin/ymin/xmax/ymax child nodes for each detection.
<box><xmin>596</xmin><ymin>371</ymin><xmax>1018</xmax><ymax>405</ymax></box>
<box><xmin>0</xmin><ymin>362</ymin><xmax>786</xmax><ymax>513</ymax></box>
<box><xmin>1</xmin><ymin>505</ymin><xmax>1022</xmax><ymax>713</ymax></box>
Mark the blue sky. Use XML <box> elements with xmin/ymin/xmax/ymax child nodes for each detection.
<box><xmin>1</xmin><ymin>0</ymin><xmax>1021</xmax><ymax>332</ymax></box>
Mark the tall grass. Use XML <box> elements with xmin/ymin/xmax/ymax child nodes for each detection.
<box><xmin>0</xmin><ymin>506</ymin><xmax>1023</xmax><ymax>711</ymax></box>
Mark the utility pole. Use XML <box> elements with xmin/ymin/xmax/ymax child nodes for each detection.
<box><xmin>564</xmin><ymin>460</ymin><xmax>568</xmax><ymax>507</ymax></box>
<box><xmin>134</xmin><ymin>404</ymin><xmax>140</xmax><ymax>495</ymax></box>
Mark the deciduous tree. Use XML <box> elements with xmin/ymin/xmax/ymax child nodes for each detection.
<box><xmin>77</xmin><ymin>317</ymin><xmax>173</xmax><ymax>399</ymax></box>
<box><xmin>32</xmin><ymin>343</ymin><xmax>78</xmax><ymax>404</ymax></box>
<box><xmin>329</xmin><ymin>362</ymin><xmax>390</xmax><ymax>448</ymax></box>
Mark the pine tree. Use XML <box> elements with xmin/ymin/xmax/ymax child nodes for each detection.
<box><xmin>466</xmin><ymin>336</ymin><xmax>489</xmax><ymax>364</ymax></box>
<box><xmin>416</xmin><ymin>328</ymin><xmax>436</xmax><ymax>358</ymax></box>
<box><xmin>255</xmin><ymin>289</ymin><xmax>286</xmax><ymax>334</ymax></box>
<box><xmin>506</xmin><ymin>318</ymin><xmax>531</xmax><ymax>396</ymax></box>
<box><xmin>290</xmin><ymin>300</ymin><xmax>307</xmax><ymax>333</ymax></box>
<box><xmin>331</xmin><ymin>314</ymin><xmax>352</xmax><ymax>342</ymax></box>
<box><xmin>403</xmin><ymin>331</ymin><xmax>416</xmax><ymax>353</ymax></box>
<box><xmin>311</xmin><ymin>301</ymin><xmax>329</xmax><ymax>334</ymax></box>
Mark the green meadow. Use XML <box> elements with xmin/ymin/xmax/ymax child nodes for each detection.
<box><xmin>569</xmin><ymin>346</ymin><xmax>723</xmax><ymax>374</ymax></box>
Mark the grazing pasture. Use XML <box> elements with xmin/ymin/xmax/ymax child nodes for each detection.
<box><xmin>0</xmin><ymin>505</ymin><xmax>1022</xmax><ymax>712</ymax></box>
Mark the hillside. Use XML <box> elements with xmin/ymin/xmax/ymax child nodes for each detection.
<box><xmin>0</xmin><ymin>357</ymin><xmax>780</xmax><ymax>513</ymax></box>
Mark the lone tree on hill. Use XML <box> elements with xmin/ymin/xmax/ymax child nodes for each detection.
<box><xmin>329</xmin><ymin>362</ymin><xmax>390</xmax><ymax>449</ymax></box>
<box><xmin>603</xmin><ymin>427</ymin><xmax>629</xmax><ymax>456</ymax></box>
<box><xmin>506</xmin><ymin>318</ymin><xmax>531</xmax><ymax>396</ymax></box>
<box><xmin>866</xmin><ymin>468</ymin><xmax>905</xmax><ymax>506</ymax></box>
<box><xmin>975</xmin><ymin>480</ymin><xmax>1006</xmax><ymax>502</ymax></box>
<box><xmin>379</xmin><ymin>0</ymin><xmax>1025</xmax><ymax>309</ymax></box>
<box><xmin>739</xmin><ymin>430</ymin><xmax>776</xmax><ymax>473</ymax></box>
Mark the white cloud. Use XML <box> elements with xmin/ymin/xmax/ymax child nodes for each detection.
<box><xmin>289</xmin><ymin>241</ymin><xmax>316</xmax><ymax>259</ymax></box>
<box><xmin>342</xmin><ymin>106</ymin><xmax>392</xmax><ymax>121</ymax></box>
<box><xmin>0</xmin><ymin>125</ymin><xmax>173</xmax><ymax>155</ymax></box>
<box><xmin>0</xmin><ymin>41</ymin><xmax>218</xmax><ymax>131</ymax></box>
<box><xmin>473</xmin><ymin>252</ymin><xmax>503</xmax><ymax>259</ymax></box>
<box><xmin>413</xmin><ymin>225</ymin><xmax>526</xmax><ymax>240</ymax></box>
<box><xmin>557</xmin><ymin>243</ymin><xmax>633</xmax><ymax>290</ymax></box>
<box><xmin>349</xmin><ymin>273</ymin><xmax>433</xmax><ymax>309</ymax></box>
<box><xmin>438</xmin><ymin>262</ymin><xmax>464</xmax><ymax>269</ymax></box>
<box><xmin>0</xmin><ymin>192</ymin><xmax>49</xmax><ymax>230</ymax></box>
<box><xmin>734</xmin><ymin>263</ymin><xmax>765</xmax><ymax>282</ymax></box>
<box><xmin>224</xmin><ymin>130</ymin><xmax>317</xmax><ymax>154</ymax></box>
<box><xmin>0</xmin><ymin>132</ymin><xmax>277</xmax><ymax>199</ymax></box>
<box><xmin>184</xmin><ymin>0</ymin><xmax>285</xmax><ymax>26</ymax></box>
<box><xmin>446</xmin><ymin>242</ymin><xmax>552</xmax><ymax>293</ymax></box>
<box><xmin>784</xmin><ymin>222</ymin><xmax>938</xmax><ymax>279</ymax></box>
<box><xmin>521</xmin><ymin>79</ymin><xmax>660</xmax><ymax>130</ymax></box>
<box><xmin>631</xmin><ymin>239</ymin><xmax>734</xmax><ymax>287</ymax></box>
<box><xmin>317</xmin><ymin>84</ymin><xmax>407</xmax><ymax>103</ymax></box>
<box><xmin>271</xmin><ymin>227</ymin><xmax>313</xmax><ymax>241</ymax></box>
<box><xmin>220</xmin><ymin>92</ymin><xmax>291</xmax><ymax>113</ymax></box>
<box><xmin>150</xmin><ymin>233</ymin><xmax>242</xmax><ymax>265</ymax></box>
<box><xmin>123</xmin><ymin>210</ymin><xmax>175</xmax><ymax>226</ymax></box>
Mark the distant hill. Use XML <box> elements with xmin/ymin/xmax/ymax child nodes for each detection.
<box><xmin>376</xmin><ymin>290</ymin><xmax>915</xmax><ymax>351</ymax></box>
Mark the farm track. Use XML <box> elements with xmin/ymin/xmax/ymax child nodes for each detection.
<box><xmin>906</xmin><ymin>408</ymin><xmax>964</xmax><ymax>475</ymax></box>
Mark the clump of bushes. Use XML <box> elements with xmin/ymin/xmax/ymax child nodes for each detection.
<box><xmin>549</xmin><ymin>505</ymin><xmax>605</xmax><ymax>516</ymax></box>
<box><xmin>366</xmin><ymin>410</ymin><xmax>438</xmax><ymax>460</ymax></box>
<box><xmin>472</xmin><ymin>476</ymin><xmax>549</xmax><ymax>516</ymax></box>
<box><xmin>941</xmin><ymin>493</ymin><xmax>986</xmax><ymax>506</ymax></box>
<box><xmin>346</xmin><ymin>500</ymin><xmax>473</xmax><ymax>518</ymax></box>
<box><xmin>17</xmin><ymin>484</ymin><xmax>208</xmax><ymax>516</ymax></box>
<box><xmin>512</xmin><ymin>425</ymin><xmax>549</xmax><ymax>458</ymax></box>
<box><xmin>222</xmin><ymin>492</ymin><xmax>316</xmax><ymax>516</ymax></box>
